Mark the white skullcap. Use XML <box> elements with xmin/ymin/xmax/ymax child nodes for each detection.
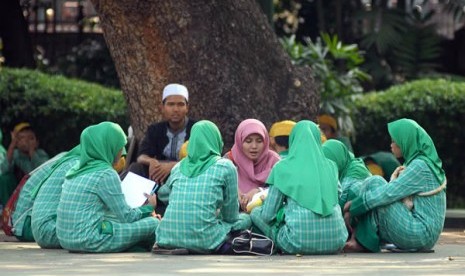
<box><xmin>162</xmin><ymin>83</ymin><xmax>189</xmax><ymax>102</ymax></box>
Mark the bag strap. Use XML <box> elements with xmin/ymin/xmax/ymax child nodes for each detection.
<box><xmin>418</xmin><ymin>178</ymin><xmax>447</xmax><ymax>197</ymax></box>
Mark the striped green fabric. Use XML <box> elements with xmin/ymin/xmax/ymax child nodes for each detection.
<box><xmin>56</xmin><ymin>168</ymin><xmax>158</xmax><ymax>252</ymax></box>
<box><xmin>251</xmin><ymin>185</ymin><xmax>348</xmax><ymax>255</ymax></box>
<box><xmin>156</xmin><ymin>159</ymin><xmax>251</xmax><ymax>253</ymax></box>
<box><xmin>31</xmin><ymin>157</ymin><xmax>79</xmax><ymax>248</ymax></box>
<box><xmin>350</xmin><ymin>159</ymin><xmax>446</xmax><ymax>251</ymax></box>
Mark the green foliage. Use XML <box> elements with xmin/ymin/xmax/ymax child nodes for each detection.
<box><xmin>353</xmin><ymin>79</ymin><xmax>465</xmax><ymax>206</ymax></box>
<box><xmin>358</xmin><ymin>7</ymin><xmax>406</xmax><ymax>55</ymax></box>
<box><xmin>357</xmin><ymin>5</ymin><xmax>444</xmax><ymax>89</ymax></box>
<box><xmin>50</xmin><ymin>39</ymin><xmax>120</xmax><ymax>88</ymax></box>
<box><xmin>441</xmin><ymin>0</ymin><xmax>465</xmax><ymax>22</ymax></box>
<box><xmin>0</xmin><ymin>67</ymin><xmax>128</xmax><ymax>155</ymax></box>
<box><xmin>280</xmin><ymin>33</ymin><xmax>371</xmax><ymax>136</ymax></box>
<box><xmin>392</xmin><ymin>10</ymin><xmax>443</xmax><ymax>80</ymax></box>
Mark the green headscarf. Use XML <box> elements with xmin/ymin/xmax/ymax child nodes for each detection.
<box><xmin>179</xmin><ymin>120</ymin><xmax>223</xmax><ymax>177</ymax></box>
<box><xmin>322</xmin><ymin>139</ymin><xmax>371</xmax><ymax>181</ymax></box>
<box><xmin>66</xmin><ymin>122</ymin><xmax>127</xmax><ymax>179</ymax></box>
<box><xmin>267</xmin><ymin>120</ymin><xmax>338</xmax><ymax>217</ymax></box>
<box><xmin>388</xmin><ymin>118</ymin><xmax>445</xmax><ymax>184</ymax></box>
<box><xmin>30</xmin><ymin>145</ymin><xmax>81</xmax><ymax>199</ymax></box>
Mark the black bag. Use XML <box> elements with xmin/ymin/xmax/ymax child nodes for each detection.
<box><xmin>230</xmin><ymin>230</ymin><xmax>274</xmax><ymax>256</ymax></box>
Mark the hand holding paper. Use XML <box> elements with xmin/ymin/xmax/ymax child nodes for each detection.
<box><xmin>121</xmin><ymin>172</ymin><xmax>157</xmax><ymax>208</ymax></box>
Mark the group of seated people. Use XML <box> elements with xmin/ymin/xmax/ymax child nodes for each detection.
<box><xmin>1</xmin><ymin>83</ymin><xmax>447</xmax><ymax>255</ymax></box>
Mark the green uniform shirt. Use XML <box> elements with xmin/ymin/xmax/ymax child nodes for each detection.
<box><xmin>56</xmin><ymin>168</ymin><xmax>158</xmax><ymax>252</ymax></box>
<box><xmin>11</xmin><ymin>158</ymin><xmax>57</xmax><ymax>239</ymax></box>
<box><xmin>31</xmin><ymin>158</ymin><xmax>79</xmax><ymax>248</ymax></box>
<box><xmin>251</xmin><ymin>185</ymin><xmax>348</xmax><ymax>254</ymax></box>
<box><xmin>350</xmin><ymin>159</ymin><xmax>446</xmax><ymax>250</ymax></box>
<box><xmin>156</xmin><ymin>160</ymin><xmax>251</xmax><ymax>253</ymax></box>
<box><xmin>1</xmin><ymin>149</ymin><xmax>49</xmax><ymax>174</ymax></box>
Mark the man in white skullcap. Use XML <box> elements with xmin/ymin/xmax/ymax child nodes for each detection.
<box><xmin>126</xmin><ymin>84</ymin><xmax>197</xmax><ymax>199</ymax></box>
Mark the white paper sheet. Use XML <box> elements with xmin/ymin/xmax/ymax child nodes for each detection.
<box><xmin>121</xmin><ymin>172</ymin><xmax>157</xmax><ymax>208</ymax></box>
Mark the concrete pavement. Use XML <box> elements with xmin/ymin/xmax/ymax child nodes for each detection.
<box><xmin>1</xmin><ymin>229</ymin><xmax>465</xmax><ymax>275</ymax></box>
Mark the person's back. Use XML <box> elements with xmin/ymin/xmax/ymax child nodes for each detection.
<box><xmin>155</xmin><ymin>120</ymin><xmax>251</xmax><ymax>253</ymax></box>
<box><xmin>251</xmin><ymin>121</ymin><xmax>347</xmax><ymax>255</ymax></box>
<box><xmin>31</xmin><ymin>154</ymin><xmax>80</xmax><ymax>248</ymax></box>
<box><xmin>56</xmin><ymin>122</ymin><xmax>159</xmax><ymax>253</ymax></box>
<box><xmin>157</xmin><ymin>159</ymin><xmax>249</xmax><ymax>252</ymax></box>
<box><xmin>11</xmin><ymin>153</ymin><xmax>66</xmax><ymax>241</ymax></box>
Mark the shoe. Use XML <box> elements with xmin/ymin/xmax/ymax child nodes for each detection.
<box><xmin>152</xmin><ymin>244</ymin><xmax>189</xmax><ymax>255</ymax></box>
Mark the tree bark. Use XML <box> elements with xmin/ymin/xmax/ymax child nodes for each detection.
<box><xmin>90</xmin><ymin>0</ymin><xmax>318</xmax><ymax>148</ymax></box>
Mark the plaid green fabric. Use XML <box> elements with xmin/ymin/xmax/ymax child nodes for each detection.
<box><xmin>56</xmin><ymin>168</ymin><xmax>158</xmax><ymax>252</ymax></box>
<box><xmin>0</xmin><ymin>152</ymin><xmax>6</xmax><ymax>174</ymax></box>
<box><xmin>1</xmin><ymin>149</ymin><xmax>49</xmax><ymax>174</ymax></box>
<box><xmin>156</xmin><ymin>159</ymin><xmax>251</xmax><ymax>253</ymax></box>
<box><xmin>339</xmin><ymin>177</ymin><xmax>364</xmax><ymax>208</ymax></box>
<box><xmin>31</xmin><ymin>158</ymin><xmax>78</xmax><ymax>248</ymax></box>
<box><xmin>351</xmin><ymin>159</ymin><xmax>446</xmax><ymax>250</ymax></box>
<box><xmin>11</xmin><ymin>159</ymin><xmax>57</xmax><ymax>238</ymax></box>
<box><xmin>251</xmin><ymin>186</ymin><xmax>348</xmax><ymax>255</ymax></box>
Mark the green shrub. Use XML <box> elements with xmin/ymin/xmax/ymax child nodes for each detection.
<box><xmin>280</xmin><ymin>33</ymin><xmax>371</xmax><ymax>137</ymax></box>
<box><xmin>353</xmin><ymin>79</ymin><xmax>465</xmax><ymax>207</ymax></box>
<box><xmin>0</xmin><ymin>67</ymin><xmax>128</xmax><ymax>156</ymax></box>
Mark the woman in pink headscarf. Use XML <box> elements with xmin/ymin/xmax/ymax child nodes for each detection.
<box><xmin>226</xmin><ymin>119</ymin><xmax>280</xmax><ymax>211</ymax></box>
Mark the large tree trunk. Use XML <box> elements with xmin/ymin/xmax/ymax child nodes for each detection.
<box><xmin>0</xmin><ymin>0</ymin><xmax>35</xmax><ymax>68</ymax></box>
<box><xmin>90</xmin><ymin>0</ymin><xmax>318</xmax><ymax>148</ymax></box>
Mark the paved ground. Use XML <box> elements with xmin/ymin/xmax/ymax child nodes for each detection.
<box><xmin>1</xmin><ymin>229</ymin><xmax>465</xmax><ymax>275</ymax></box>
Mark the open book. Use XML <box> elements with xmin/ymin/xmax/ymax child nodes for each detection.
<box><xmin>121</xmin><ymin>172</ymin><xmax>158</xmax><ymax>208</ymax></box>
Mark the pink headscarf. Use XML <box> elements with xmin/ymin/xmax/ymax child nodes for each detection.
<box><xmin>231</xmin><ymin>119</ymin><xmax>280</xmax><ymax>193</ymax></box>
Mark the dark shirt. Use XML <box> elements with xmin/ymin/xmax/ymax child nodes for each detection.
<box><xmin>138</xmin><ymin>119</ymin><xmax>196</xmax><ymax>161</ymax></box>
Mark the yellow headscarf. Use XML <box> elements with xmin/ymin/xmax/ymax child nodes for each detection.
<box><xmin>269</xmin><ymin>120</ymin><xmax>296</xmax><ymax>137</ymax></box>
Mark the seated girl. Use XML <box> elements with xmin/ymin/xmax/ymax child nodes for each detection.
<box><xmin>30</xmin><ymin>146</ymin><xmax>81</xmax><ymax>248</ymax></box>
<box><xmin>56</xmin><ymin>122</ymin><xmax>159</xmax><ymax>253</ymax></box>
<box><xmin>343</xmin><ymin>118</ymin><xmax>446</xmax><ymax>253</ymax></box>
<box><xmin>225</xmin><ymin>119</ymin><xmax>280</xmax><ymax>211</ymax></box>
<box><xmin>251</xmin><ymin>121</ymin><xmax>348</xmax><ymax>255</ymax></box>
<box><xmin>322</xmin><ymin>139</ymin><xmax>372</xmax><ymax>208</ymax></box>
<box><xmin>10</xmin><ymin>153</ymin><xmax>67</xmax><ymax>242</ymax></box>
<box><xmin>155</xmin><ymin>120</ymin><xmax>251</xmax><ymax>253</ymax></box>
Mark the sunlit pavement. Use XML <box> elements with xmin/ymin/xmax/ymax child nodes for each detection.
<box><xmin>1</xmin><ymin>229</ymin><xmax>464</xmax><ymax>275</ymax></box>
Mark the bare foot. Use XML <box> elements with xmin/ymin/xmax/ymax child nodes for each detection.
<box><xmin>343</xmin><ymin>233</ymin><xmax>368</xmax><ymax>253</ymax></box>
